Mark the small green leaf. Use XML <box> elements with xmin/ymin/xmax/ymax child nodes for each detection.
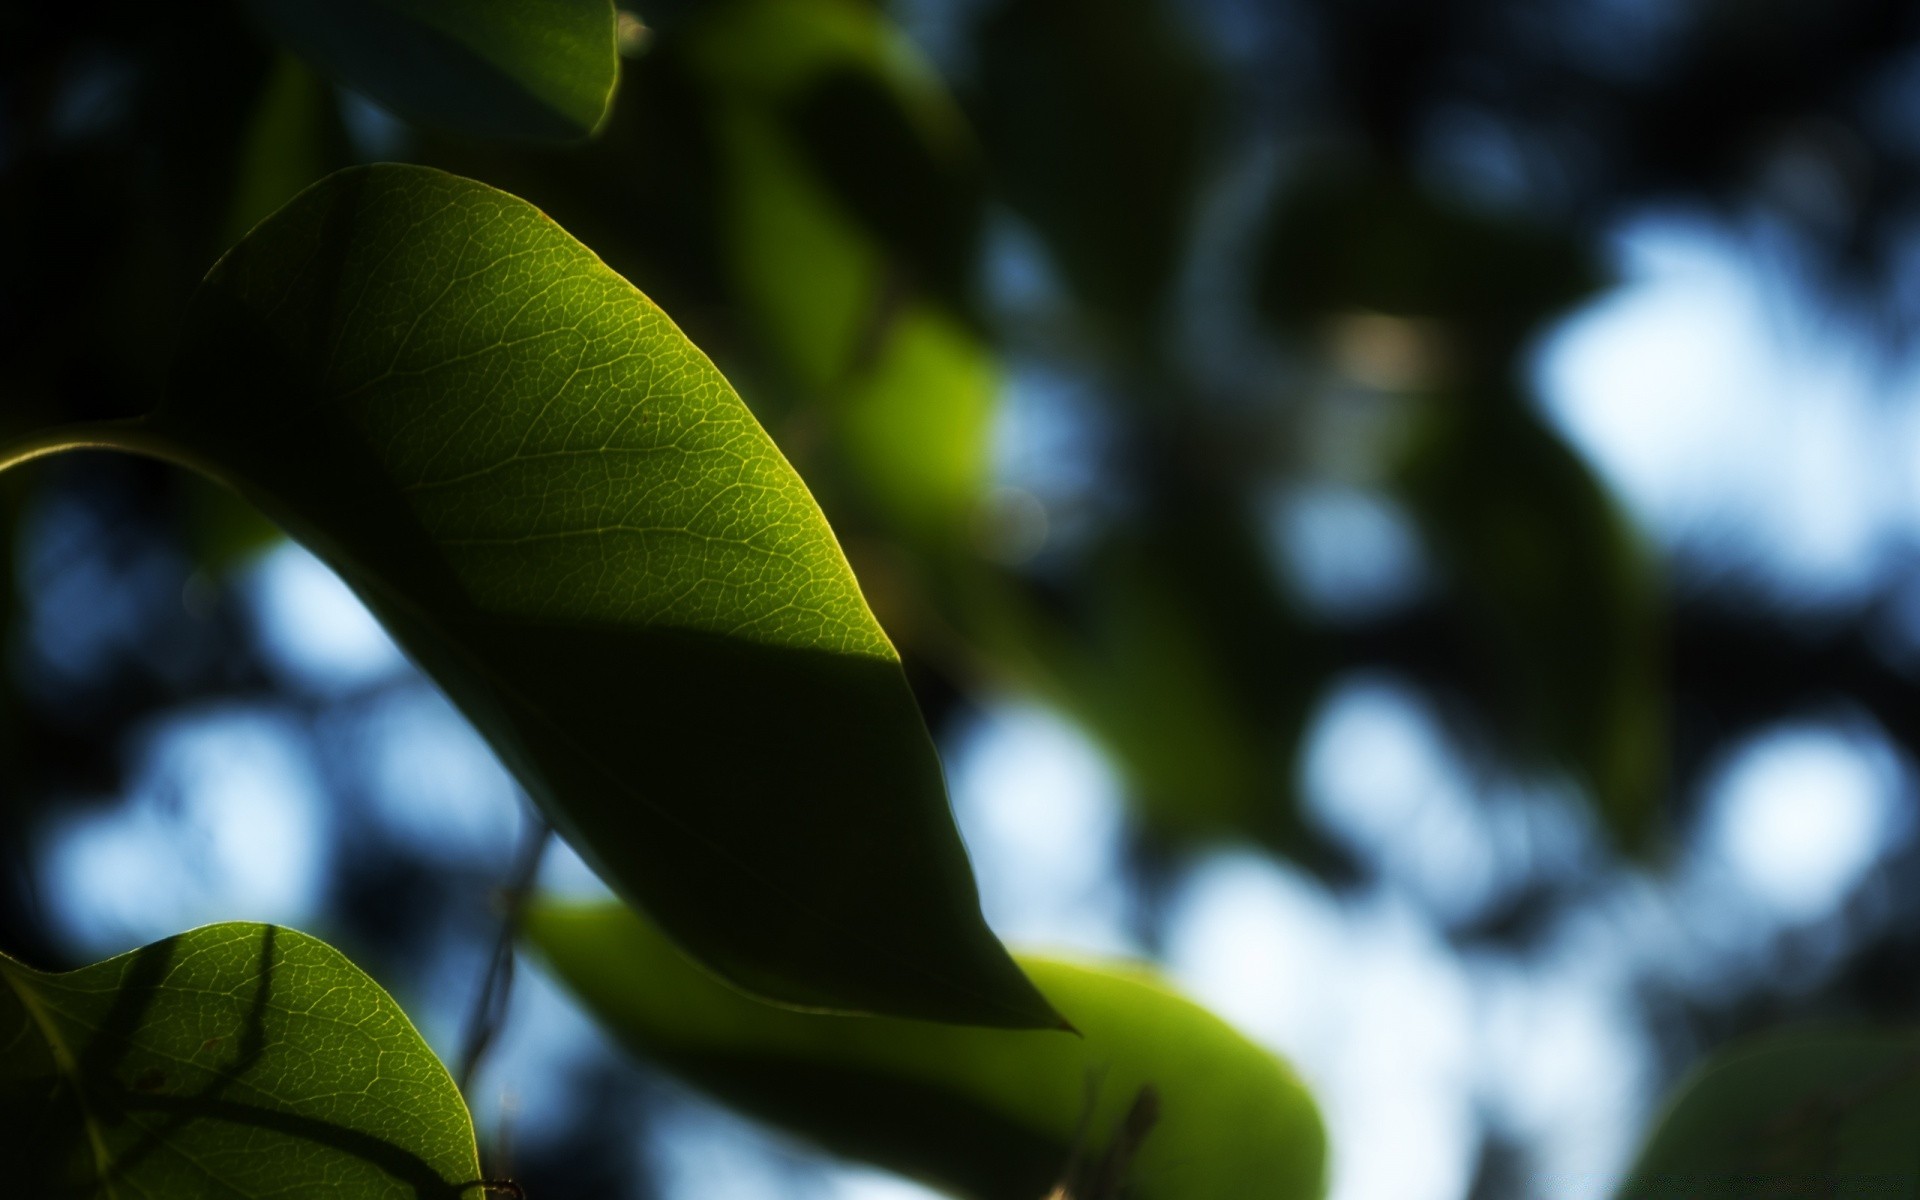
<box><xmin>1620</xmin><ymin>1027</ymin><xmax>1920</xmax><ymax>1198</ymax></box>
<box><xmin>1</xmin><ymin>923</ymin><xmax>481</xmax><ymax>1198</ymax></box>
<box><xmin>244</xmin><ymin>0</ymin><xmax>619</xmax><ymax>141</ymax></box>
<box><xmin>529</xmin><ymin>900</ymin><xmax>1328</xmax><ymax>1200</ymax></box>
<box><xmin>143</xmin><ymin>164</ymin><xmax>1053</xmax><ymax>1030</ymax></box>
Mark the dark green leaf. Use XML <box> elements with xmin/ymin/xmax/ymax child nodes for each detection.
<box><xmin>529</xmin><ymin>900</ymin><xmax>1327</xmax><ymax>1200</ymax></box>
<box><xmin>1256</xmin><ymin>161</ymin><xmax>1603</xmax><ymax>366</ymax></box>
<box><xmin>1619</xmin><ymin>1027</ymin><xmax>1920</xmax><ymax>1198</ymax></box>
<box><xmin>1</xmin><ymin>923</ymin><xmax>481</xmax><ymax>1199</ymax></box>
<box><xmin>971</xmin><ymin>0</ymin><xmax>1213</xmax><ymax>339</ymax></box>
<box><xmin>244</xmin><ymin>0</ymin><xmax>618</xmax><ymax>141</ymax></box>
<box><xmin>1399</xmin><ymin>393</ymin><xmax>1663</xmax><ymax>850</ymax></box>
<box><xmin>786</xmin><ymin>66</ymin><xmax>985</xmax><ymax>326</ymax></box>
<box><xmin>1256</xmin><ymin>162</ymin><xmax>1660</xmax><ymax>850</ymax></box>
<box><xmin>688</xmin><ymin>0</ymin><xmax>983</xmax><ymax>326</ymax></box>
<box><xmin>138</xmin><ymin>164</ymin><xmax>1054</xmax><ymax>1029</ymax></box>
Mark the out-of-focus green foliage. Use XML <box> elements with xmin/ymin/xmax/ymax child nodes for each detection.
<box><xmin>62</xmin><ymin>163</ymin><xmax>1057</xmax><ymax>1032</ymax></box>
<box><xmin>686</xmin><ymin>0</ymin><xmax>997</xmax><ymax>539</ymax></box>
<box><xmin>1398</xmin><ymin>392</ymin><xmax>1663</xmax><ymax>850</ymax></box>
<box><xmin>965</xmin><ymin>505</ymin><xmax>1330</xmax><ymax>865</ymax></box>
<box><xmin>243</xmin><ymin>0</ymin><xmax>619</xmax><ymax>140</ymax></box>
<box><xmin>1259</xmin><ymin>161</ymin><xmax>1664</xmax><ymax>850</ymax></box>
<box><xmin>1</xmin><ymin>923</ymin><xmax>481</xmax><ymax>1198</ymax></box>
<box><xmin>224</xmin><ymin>55</ymin><xmax>347</xmax><ymax>244</ymax></box>
<box><xmin>530</xmin><ymin>900</ymin><xmax>1328</xmax><ymax>1200</ymax></box>
<box><xmin>23</xmin><ymin>0</ymin><xmax>1920</xmax><ymax>1191</ymax></box>
<box><xmin>391</xmin><ymin>0</ymin><xmax>1663</xmax><ymax>876</ymax></box>
<box><xmin>970</xmin><ymin>0</ymin><xmax>1213</xmax><ymax>342</ymax></box>
<box><xmin>1619</xmin><ymin>1027</ymin><xmax>1920</xmax><ymax>1198</ymax></box>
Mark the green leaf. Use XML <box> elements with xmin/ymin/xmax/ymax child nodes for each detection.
<box><xmin>1</xmin><ymin>923</ymin><xmax>481</xmax><ymax>1198</ymax></box>
<box><xmin>139</xmin><ymin>164</ymin><xmax>1053</xmax><ymax>1030</ymax></box>
<box><xmin>1619</xmin><ymin>1027</ymin><xmax>1920</xmax><ymax>1198</ymax></box>
<box><xmin>529</xmin><ymin>900</ymin><xmax>1328</xmax><ymax>1200</ymax></box>
<box><xmin>243</xmin><ymin>0</ymin><xmax>619</xmax><ymax>141</ymax></box>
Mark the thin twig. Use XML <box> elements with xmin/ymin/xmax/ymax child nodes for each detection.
<box><xmin>455</xmin><ymin>817</ymin><xmax>552</xmax><ymax>1095</ymax></box>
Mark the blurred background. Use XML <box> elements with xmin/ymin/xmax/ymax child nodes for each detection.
<box><xmin>11</xmin><ymin>0</ymin><xmax>1920</xmax><ymax>1197</ymax></box>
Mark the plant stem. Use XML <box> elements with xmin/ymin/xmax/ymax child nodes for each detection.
<box><xmin>455</xmin><ymin>816</ymin><xmax>553</xmax><ymax>1097</ymax></box>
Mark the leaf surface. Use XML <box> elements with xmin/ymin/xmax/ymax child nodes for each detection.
<box><xmin>1619</xmin><ymin>1027</ymin><xmax>1920</xmax><ymax>1198</ymax></box>
<box><xmin>529</xmin><ymin>901</ymin><xmax>1327</xmax><ymax>1200</ymax></box>
<box><xmin>147</xmin><ymin>164</ymin><xmax>1054</xmax><ymax>1030</ymax></box>
<box><xmin>0</xmin><ymin>923</ymin><xmax>480</xmax><ymax>1199</ymax></box>
<box><xmin>244</xmin><ymin>0</ymin><xmax>618</xmax><ymax>140</ymax></box>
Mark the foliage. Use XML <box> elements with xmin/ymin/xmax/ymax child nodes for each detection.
<box><xmin>153</xmin><ymin>161</ymin><xmax>1054</xmax><ymax>1030</ymax></box>
<box><xmin>0</xmin><ymin>2</ymin><xmax>1285</xmax><ymax>1192</ymax></box>
<box><xmin>529</xmin><ymin>900</ymin><xmax>1327</xmax><ymax>1200</ymax></box>
<box><xmin>2</xmin><ymin>923</ymin><xmax>481</xmax><ymax>1197</ymax></box>
<box><xmin>7</xmin><ymin>0</ymin><xmax>1920</xmax><ymax>1196</ymax></box>
<box><xmin>243</xmin><ymin>0</ymin><xmax>619</xmax><ymax>141</ymax></box>
<box><xmin>1619</xmin><ymin>1027</ymin><xmax>1920</xmax><ymax>1198</ymax></box>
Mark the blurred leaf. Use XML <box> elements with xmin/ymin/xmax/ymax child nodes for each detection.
<box><xmin>1619</xmin><ymin>1027</ymin><xmax>1920</xmax><ymax>1198</ymax></box>
<box><xmin>29</xmin><ymin>164</ymin><xmax>1057</xmax><ymax>1030</ymax></box>
<box><xmin>1399</xmin><ymin>395</ymin><xmax>1664</xmax><ymax>849</ymax></box>
<box><xmin>970</xmin><ymin>517</ymin><xmax>1332</xmax><ymax>868</ymax></box>
<box><xmin>1257</xmin><ymin>160</ymin><xmax>1601</xmax><ymax>363</ymax></box>
<box><xmin>243</xmin><ymin>0</ymin><xmax>618</xmax><ymax>141</ymax></box>
<box><xmin>225</xmin><ymin>54</ymin><xmax>349</xmax><ymax>245</ymax></box>
<box><xmin>971</xmin><ymin>0</ymin><xmax>1213</xmax><ymax>341</ymax></box>
<box><xmin>1</xmin><ymin>922</ymin><xmax>481</xmax><ymax>1198</ymax></box>
<box><xmin>529</xmin><ymin>900</ymin><xmax>1328</xmax><ymax>1200</ymax></box>
<box><xmin>787</xmin><ymin>67</ymin><xmax>985</xmax><ymax>325</ymax></box>
<box><xmin>1256</xmin><ymin>161</ymin><xmax>1661</xmax><ymax>850</ymax></box>
<box><xmin>689</xmin><ymin>0</ymin><xmax>996</xmax><ymax>537</ymax></box>
<box><xmin>690</xmin><ymin>0</ymin><xmax>983</xmax><ymax>325</ymax></box>
<box><xmin>835</xmin><ymin>307</ymin><xmax>997</xmax><ymax>533</ymax></box>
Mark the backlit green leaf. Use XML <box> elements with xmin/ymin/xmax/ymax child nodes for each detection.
<box><xmin>1</xmin><ymin>923</ymin><xmax>481</xmax><ymax>1199</ymax></box>
<box><xmin>1619</xmin><ymin>1027</ymin><xmax>1920</xmax><ymax>1198</ymax></box>
<box><xmin>137</xmin><ymin>164</ymin><xmax>1054</xmax><ymax>1030</ymax></box>
<box><xmin>529</xmin><ymin>900</ymin><xmax>1327</xmax><ymax>1200</ymax></box>
<box><xmin>244</xmin><ymin>0</ymin><xmax>618</xmax><ymax>141</ymax></box>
